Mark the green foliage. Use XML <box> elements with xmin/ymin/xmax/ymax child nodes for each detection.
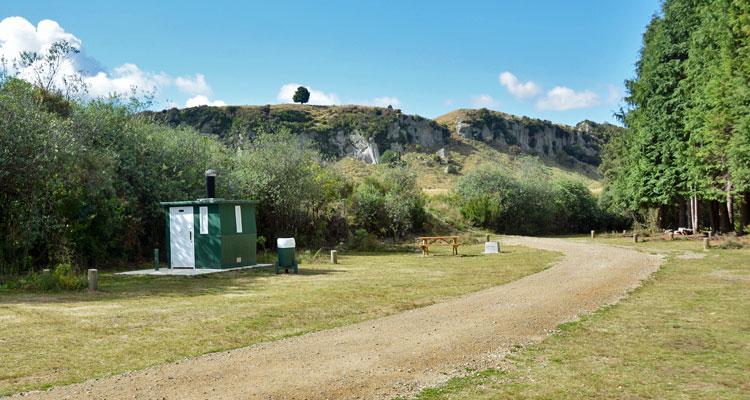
<box><xmin>378</xmin><ymin>149</ymin><xmax>402</xmax><ymax>166</ymax></box>
<box><xmin>454</xmin><ymin>163</ymin><xmax>618</xmax><ymax>235</ymax></box>
<box><xmin>602</xmin><ymin>0</ymin><xmax>750</xmax><ymax>232</ymax></box>
<box><xmin>230</xmin><ymin>128</ymin><xmax>350</xmax><ymax>247</ymax></box>
<box><xmin>8</xmin><ymin>263</ymin><xmax>87</xmax><ymax>292</ymax></box>
<box><xmin>351</xmin><ymin>167</ymin><xmax>426</xmax><ymax>239</ymax></box>
<box><xmin>292</xmin><ymin>86</ymin><xmax>310</xmax><ymax>104</ymax></box>
<box><xmin>0</xmin><ymin>77</ymin><xmax>231</xmax><ymax>275</ymax></box>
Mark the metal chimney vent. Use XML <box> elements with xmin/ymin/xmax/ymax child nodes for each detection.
<box><xmin>205</xmin><ymin>169</ymin><xmax>217</xmax><ymax>198</ymax></box>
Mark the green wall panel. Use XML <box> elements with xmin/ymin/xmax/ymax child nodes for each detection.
<box><xmin>194</xmin><ymin>205</ymin><xmax>222</xmax><ymax>269</ymax></box>
<box><xmin>221</xmin><ymin>234</ymin><xmax>257</xmax><ymax>267</ymax></box>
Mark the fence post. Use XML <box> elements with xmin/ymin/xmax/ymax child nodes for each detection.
<box><xmin>88</xmin><ymin>269</ymin><xmax>98</xmax><ymax>291</ymax></box>
<box><xmin>154</xmin><ymin>248</ymin><xmax>160</xmax><ymax>271</ymax></box>
<box><xmin>633</xmin><ymin>233</ymin><xmax>639</xmax><ymax>243</ymax></box>
<box><xmin>703</xmin><ymin>238</ymin><xmax>710</xmax><ymax>251</ymax></box>
<box><xmin>330</xmin><ymin>250</ymin><xmax>338</xmax><ymax>264</ymax></box>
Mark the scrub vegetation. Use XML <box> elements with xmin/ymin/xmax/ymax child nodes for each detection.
<box><xmin>0</xmin><ymin>243</ymin><xmax>558</xmax><ymax>396</ymax></box>
<box><xmin>408</xmin><ymin>237</ymin><xmax>750</xmax><ymax>400</ymax></box>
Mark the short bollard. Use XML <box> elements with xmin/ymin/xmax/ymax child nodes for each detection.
<box><xmin>88</xmin><ymin>269</ymin><xmax>98</xmax><ymax>291</ymax></box>
<box><xmin>330</xmin><ymin>250</ymin><xmax>338</xmax><ymax>264</ymax></box>
<box><xmin>154</xmin><ymin>248</ymin><xmax>160</xmax><ymax>271</ymax></box>
<box><xmin>708</xmin><ymin>231</ymin><xmax>713</xmax><ymax>240</ymax></box>
<box><xmin>623</xmin><ymin>230</ymin><xmax>627</xmax><ymax>236</ymax></box>
<box><xmin>633</xmin><ymin>233</ymin><xmax>639</xmax><ymax>243</ymax></box>
<box><xmin>703</xmin><ymin>238</ymin><xmax>710</xmax><ymax>251</ymax></box>
<box><xmin>591</xmin><ymin>230</ymin><xmax>595</xmax><ymax>239</ymax></box>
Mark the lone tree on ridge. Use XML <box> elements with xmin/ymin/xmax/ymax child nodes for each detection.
<box><xmin>293</xmin><ymin>86</ymin><xmax>310</xmax><ymax>105</ymax></box>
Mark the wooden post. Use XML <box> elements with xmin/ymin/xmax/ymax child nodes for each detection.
<box><xmin>485</xmin><ymin>234</ymin><xmax>490</xmax><ymax>242</ymax></box>
<box><xmin>154</xmin><ymin>248</ymin><xmax>160</xmax><ymax>271</ymax></box>
<box><xmin>633</xmin><ymin>233</ymin><xmax>639</xmax><ymax>243</ymax></box>
<box><xmin>87</xmin><ymin>269</ymin><xmax>98</xmax><ymax>291</ymax></box>
<box><xmin>330</xmin><ymin>250</ymin><xmax>338</xmax><ymax>264</ymax></box>
<box><xmin>591</xmin><ymin>230</ymin><xmax>595</xmax><ymax>239</ymax></box>
<box><xmin>703</xmin><ymin>238</ymin><xmax>710</xmax><ymax>251</ymax></box>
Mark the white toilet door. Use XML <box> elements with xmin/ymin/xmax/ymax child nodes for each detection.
<box><xmin>169</xmin><ymin>207</ymin><xmax>195</xmax><ymax>268</ymax></box>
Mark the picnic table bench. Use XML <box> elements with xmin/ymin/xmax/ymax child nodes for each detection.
<box><xmin>417</xmin><ymin>236</ymin><xmax>460</xmax><ymax>256</ymax></box>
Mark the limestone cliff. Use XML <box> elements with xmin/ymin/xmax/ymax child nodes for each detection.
<box><xmin>144</xmin><ymin>105</ymin><xmax>619</xmax><ymax>167</ymax></box>
<box><xmin>435</xmin><ymin>109</ymin><xmax>621</xmax><ymax>168</ymax></box>
<box><xmin>144</xmin><ymin>104</ymin><xmax>450</xmax><ymax>164</ymax></box>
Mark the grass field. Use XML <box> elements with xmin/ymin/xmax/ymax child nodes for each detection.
<box><xmin>408</xmin><ymin>237</ymin><xmax>750</xmax><ymax>399</ymax></box>
<box><xmin>0</xmin><ymin>243</ymin><xmax>558</xmax><ymax>396</ymax></box>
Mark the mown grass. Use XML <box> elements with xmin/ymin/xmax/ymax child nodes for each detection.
<box><xmin>407</xmin><ymin>239</ymin><xmax>750</xmax><ymax>399</ymax></box>
<box><xmin>0</xmin><ymin>243</ymin><xmax>557</xmax><ymax>396</ymax></box>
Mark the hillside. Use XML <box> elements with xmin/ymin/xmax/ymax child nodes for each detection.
<box><xmin>436</xmin><ymin>108</ymin><xmax>623</xmax><ymax>172</ymax></box>
<box><xmin>144</xmin><ymin>104</ymin><xmax>449</xmax><ymax>164</ymax></box>
<box><xmin>144</xmin><ymin>105</ymin><xmax>622</xmax><ymax>176</ymax></box>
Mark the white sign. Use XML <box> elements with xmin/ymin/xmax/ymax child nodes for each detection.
<box><xmin>483</xmin><ymin>241</ymin><xmax>500</xmax><ymax>254</ymax></box>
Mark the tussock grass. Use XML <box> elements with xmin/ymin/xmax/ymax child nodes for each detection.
<box><xmin>0</xmin><ymin>244</ymin><xmax>556</xmax><ymax>396</ymax></box>
<box><xmin>408</xmin><ymin>240</ymin><xmax>750</xmax><ymax>399</ymax></box>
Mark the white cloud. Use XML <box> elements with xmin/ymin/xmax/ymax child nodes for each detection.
<box><xmin>470</xmin><ymin>94</ymin><xmax>499</xmax><ymax>108</ymax></box>
<box><xmin>0</xmin><ymin>17</ymin><xmax>81</xmax><ymax>60</ymax></box>
<box><xmin>536</xmin><ymin>86</ymin><xmax>599</xmax><ymax>111</ymax></box>
<box><xmin>277</xmin><ymin>83</ymin><xmax>340</xmax><ymax>105</ymax></box>
<box><xmin>605</xmin><ymin>84</ymin><xmax>622</xmax><ymax>105</ymax></box>
<box><xmin>175</xmin><ymin>73</ymin><xmax>211</xmax><ymax>96</ymax></box>
<box><xmin>185</xmin><ymin>95</ymin><xmax>226</xmax><ymax>107</ymax></box>
<box><xmin>371</xmin><ymin>96</ymin><xmax>400</xmax><ymax>108</ymax></box>
<box><xmin>0</xmin><ymin>16</ymin><xmax>221</xmax><ymax>106</ymax></box>
<box><xmin>498</xmin><ymin>71</ymin><xmax>541</xmax><ymax>99</ymax></box>
<box><xmin>84</xmin><ymin>63</ymin><xmax>171</xmax><ymax>97</ymax></box>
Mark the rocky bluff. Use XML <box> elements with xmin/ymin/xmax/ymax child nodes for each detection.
<box><xmin>144</xmin><ymin>105</ymin><xmax>619</xmax><ymax>167</ymax></box>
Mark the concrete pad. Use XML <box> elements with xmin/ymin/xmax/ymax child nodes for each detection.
<box><xmin>115</xmin><ymin>264</ymin><xmax>273</xmax><ymax>276</ymax></box>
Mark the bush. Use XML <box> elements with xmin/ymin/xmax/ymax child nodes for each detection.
<box><xmin>454</xmin><ymin>164</ymin><xmax>604</xmax><ymax>235</ymax></box>
<box><xmin>230</xmin><ymin>128</ymin><xmax>351</xmax><ymax>247</ymax></box>
<box><xmin>10</xmin><ymin>263</ymin><xmax>87</xmax><ymax>292</ymax></box>
<box><xmin>379</xmin><ymin>150</ymin><xmax>402</xmax><ymax>166</ymax></box>
<box><xmin>351</xmin><ymin>167</ymin><xmax>426</xmax><ymax>239</ymax></box>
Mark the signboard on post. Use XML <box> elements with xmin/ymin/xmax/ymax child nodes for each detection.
<box><xmin>483</xmin><ymin>241</ymin><xmax>500</xmax><ymax>254</ymax></box>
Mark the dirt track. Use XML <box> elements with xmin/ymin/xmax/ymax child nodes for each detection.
<box><xmin>12</xmin><ymin>237</ymin><xmax>662</xmax><ymax>400</ymax></box>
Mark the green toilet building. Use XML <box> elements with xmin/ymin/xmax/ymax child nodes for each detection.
<box><xmin>160</xmin><ymin>170</ymin><xmax>258</xmax><ymax>269</ymax></box>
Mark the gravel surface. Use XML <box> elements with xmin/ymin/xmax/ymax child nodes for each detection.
<box><xmin>11</xmin><ymin>237</ymin><xmax>662</xmax><ymax>400</ymax></box>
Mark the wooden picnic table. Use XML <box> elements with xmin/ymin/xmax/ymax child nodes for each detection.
<box><xmin>417</xmin><ymin>236</ymin><xmax>460</xmax><ymax>256</ymax></box>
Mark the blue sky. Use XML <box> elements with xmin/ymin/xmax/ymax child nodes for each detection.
<box><xmin>1</xmin><ymin>1</ymin><xmax>659</xmax><ymax>125</ymax></box>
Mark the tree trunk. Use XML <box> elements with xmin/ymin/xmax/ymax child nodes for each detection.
<box><xmin>678</xmin><ymin>197</ymin><xmax>687</xmax><ymax>228</ymax></box>
<box><xmin>726</xmin><ymin>180</ymin><xmax>734</xmax><ymax>231</ymax></box>
<box><xmin>657</xmin><ymin>204</ymin><xmax>666</xmax><ymax>230</ymax></box>
<box><xmin>719</xmin><ymin>201</ymin><xmax>731</xmax><ymax>233</ymax></box>
<box><xmin>691</xmin><ymin>195</ymin><xmax>699</xmax><ymax>232</ymax></box>
<box><xmin>709</xmin><ymin>200</ymin><xmax>719</xmax><ymax>233</ymax></box>
<box><xmin>740</xmin><ymin>192</ymin><xmax>750</xmax><ymax>233</ymax></box>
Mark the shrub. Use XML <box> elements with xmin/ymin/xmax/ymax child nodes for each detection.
<box><xmin>454</xmin><ymin>164</ymin><xmax>604</xmax><ymax>235</ymax></box>
<box><xmin>10</xmin><ymin>263</ymin><xmax>87</xmax><ymax>292</ymax></box>
<box><xmin>351</xmin><ymin>167</ymin><xmax>426</xmax><ymax>239</ymax></box>
<box><xmin>379</xmin><ymin>150</ymin><xmax>402</xmax><ymax>166</ymax></box>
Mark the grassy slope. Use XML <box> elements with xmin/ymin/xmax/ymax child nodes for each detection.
<box><xmin>408</xmin><ymin>237</ymin><xmax>750</xmax><ymax>399</ymax></box>
<box><xmin>0</xmin><ymin>244</ymin><xmax>558</xmax><ymax>396</ymax></box>
<box><xmin>336</xmin><ymin>138</ymin><xmax>602</xmax><ymax>194</ymax></box>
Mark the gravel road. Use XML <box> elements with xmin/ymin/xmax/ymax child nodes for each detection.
<box><xmin>11</xmin><ymin>237</ymin><xmax>662</xmax><ymax>400</ymax></box>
